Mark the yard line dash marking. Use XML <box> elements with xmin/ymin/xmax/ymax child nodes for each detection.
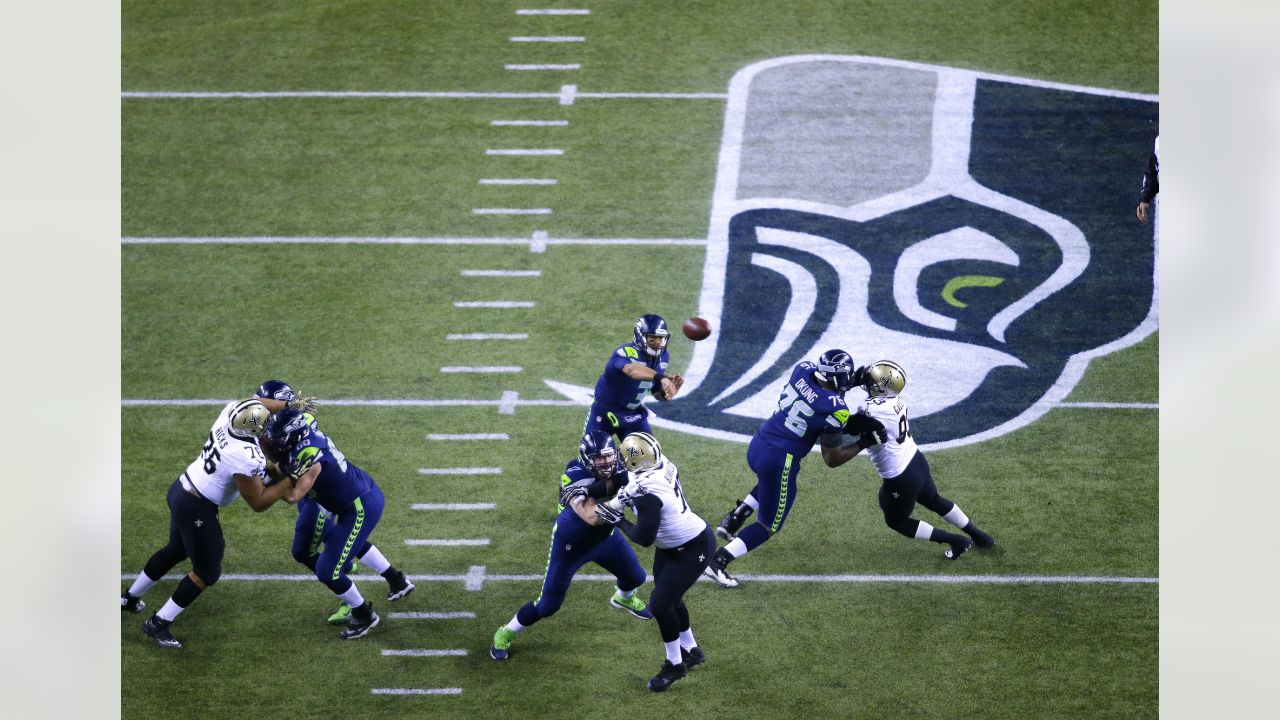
<box><xmin>530</xmin><ymin>230</ymin><xmax>548</xmax><ymax>253</ymax></box>
<box><xmin>465</xmin><ymin>565</ymin><xmax>487</xmax><ymax>591</ymax></box>
<box><xmin>405</xmin><ymin>539</ymin><xmax>491</xmax><ymax>546</ymax></box>
<box><xmin>381</xmin><ymin>649</ymin><xmax>468</xmax><ymax>657</ymax></box>
<box><xmin>460</xmin><ymin>269</ymin><xmax>542</xmax><ymax>277</ymax></box>
<box><xmin>371</xmin><ymin>688</ymin><xmax>463</xmax><ymax>696</ymax></box>
<box><xmin>506</xmin><ymin>64</ymin><xmax>581</xmax><ymax>71</ymax></box>
<box><xmin>417</xmin><ymin>467</ymin><xmax>503</xmax><ymax>475</ymax></box>
<box><xmin>446</xmin><ymin>333</ymin><xmax>528</xmax><ymax>340</ymax></box>
<box><xmin>478</xmin><ymin>178</ymin><xmax>558</xmax><ymax>185</ymax></box>
<box><xmin>509</xmin><ymin>36</ymin><xmax>585</xmax><ymax>42</ymax></box>
<box><xmin>411</xmin><ymin>503</ymin><xmax>497</xmax><ymax>511</ymax></box>
<box><xmin>426</xmin><ymin>433</ymin><xmax>509</xmax><ymax>441</ymax></box>
<box><xmin>1057</xmin><ymin>402</ymin><xmax>1158</xmax><ymax>409</ymax></box>
<box><xmin>453</xmin><ymin>301</ymin><xmax>535</xmax><ymax>308</ymax></box>
<box><xmin>499</xmin><ymin>391</ymin><xmax>519</xmax><ymax>415</ymax></box>
<box><xmin>439</xmin><ymin>366</ymin><xmax>524</xmax><ymax>373</ymax></box>
<box><xmin>387</xmin><ymin>611</ymin><xmax>477</xmax><ymax>619</ymax></box>
<box><xmin>486</xmin><ymin>148</ymin><xmax>563</xmax><ymax>156</ymax></box>
<box><xmin>472</xmin><ymin>208</ymin><xmax>553</xmax><ymax>215</ymax></box>
<box><xmin>490</xmin><ymin>120</ymin><xmax>569</xmax><ymax>127</ymax></box>
<box><xmin>516</xmin><ymin>8</ymin><xmax>591</xmax><ymax>14</ymax></box>
<box><xmin>560</xmin><ymin>84</ymin><xmax>577</xmax><ymax>105</ymax></box>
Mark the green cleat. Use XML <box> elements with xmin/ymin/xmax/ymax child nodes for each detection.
<box><xmin>490</xmin><ymin>627</ymin><xmax>517</xmax><ymax>661</ymax></box>
<box><xmin>327</xmin><ymin>603</ymin><xmax>352</xmax><ymax>625</ymax></box>
<box><xmin>610</xmin><ymin>591</ymin><xmax>654</xmax><ymax>620</ymax></box>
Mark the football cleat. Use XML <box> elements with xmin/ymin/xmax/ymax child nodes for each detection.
<box><xmin>715</xmin><ymin>499</ymin><xmax>754</xmax><ymax>541</ymax></box>
<box><xmin>339</xmin><ymin>601</ymin><xmax>379</xmax><ymax>640</ymax></box>
<box><xmin>681</xmin><ymin>646</ymin><xmax>705</xmax><ymax>669</ymax></box>
<box><xmin>142</xmin><ymin>615</ymin><xmax>182</xmax><ymax>649</ymax></box>
<box><xmin>965</xmin><ymin>525</ymin><xmax>996</xmax><ymax>549</ymax></box>
<box><xmin>610</xmin><ymin>591</ymin><xmax>654</xmax><ymax>620</ymax></box>
<box><xmin>121</xmin><ymin>592</ymin><xmax>146</xmax><ymax>614</ymax></box>
<box><xmin>327</xmin><ymin>604</ymin><xmax>352</xmax><ymax>625</ymax></box>
<box><xmin>490</xmin><ymin>627</ymin><xmax>518</xmax><ymax>661</ymax></box>
<box><xmin>386</xmin><ymin>570</ymin><xmax>416</xmax><ymax>601</ymax></box>
<box><xmin>702</xmin><ymin>563</ymin><xmax>740</xmax><ymax>589</ymax></box>
<box><xmin>633</xmin><ymin>314</ymin><xmax>670</xmax><ymax>358</ymax></box>
<box><xmin>647</xmin><ymin>660</ymin><xmax>688</xmax><ymax>692</ymax></box>
<box><xmin>944</xmin><ymin>537</ymin><xmax>973</xmax><ymax>560</ymax></box>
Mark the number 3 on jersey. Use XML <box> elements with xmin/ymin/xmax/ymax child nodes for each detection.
<box><xmin>777</xmin><ymin>384</ymin><xmax>814</xmax><ymax>437</ymax></box>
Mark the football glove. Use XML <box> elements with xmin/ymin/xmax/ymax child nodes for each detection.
<box><xmin>287</xmin><ymin>396</ymin><xmax>319</xmax><ymax>413</ymax></box>
<box><xmin>852</xmin><ymin>365</ymin><xmax>869</xmax><ymax>388</ymax></box>
<box><xmin>559</xmin><ymin>483</ymin><xmax>590</xmax><ymax>508</ymax></box>
<box><xmin>595</xmin><ymin>502</ymin><xmax>624</xmax><ymax>525</ymax></box>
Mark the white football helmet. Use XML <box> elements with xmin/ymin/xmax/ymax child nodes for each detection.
<box><xmin>228</xmin><ymin>399</ymin><xmax>271</xmax><ymax>439</ymax></box>
<box><xmin>863</xmin><ymin>360</ymin><xmax>907</xmax><ymax>398</ymax></box>
<box><xmin>619</xmin><ymin>431</ymin><xmax>663</xmax><ymax>473</ymax></box>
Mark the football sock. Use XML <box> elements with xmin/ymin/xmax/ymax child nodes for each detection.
<box><xmin>737</xmin><ymin>523</ymin><xmax>771</xmax><ymax>551</ymax></box>
<box><xmin>724</xmin><ymin>538</ymin><xmax>748</xmax><ymax>558</ymax></box>
<box><xmin>157</xmin><ymin>598</ymin><xmax>184</xmax><ymax>622</ymax></box>
<box><xmin>914</xmin><ymin>521</ymin><xmax>935</xmax><ymax>541</ymax></box>
<box><xmin>506</xmin><ymin>610</ymin><xmax>532</xmax><ymax>633</ymax></box>
<box><xmin>943</xmin><ymin>505</ymin><xmax>970</xmax><ymax>529</ymax></box>
<box><xmin>928</xmin><ymin>527</ymin><xmax>968</xmax><ymax>545</ymax></box>
<box><xmin>743</xmin><ymin>494</ymin><xmax>760</xmax><ymax>511</ymax></box>
<box><xmin>679</xmin><ymin>628</ymin><xmax>697</xmax><ymax>651</ymax></box>
<box><xmin>664</xmin><ymin>639</ymin><xmax>683</xmax><ymax>665</ymax></box>
<box><xmin>128</xmin><ymin>572</ymin><xmax>157</xmax><ymax>598</ymax></box>
<box><xmin>338</xmin><ymin>584</ymin><xmax>366</xmax><ymax>609</ymax></box>
<box><xmin>360</xmin><ymin>545</ymin><xmax>392</xmax><ymax>574</ymax></box>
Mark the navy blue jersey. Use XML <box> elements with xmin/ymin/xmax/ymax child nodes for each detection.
<box><xmin>556</xmin><ymin>458</ymin><xmax>617</xmax><ymax>544</ymax></box>
<box><xmin>591</xmin><ymin>343</ymin><xmax>669</xmax><ymax>411</ymax></box>
<box><xmin>754</xmin><ymin>361</ymin><xmax>850</xmax><ymax>457</ymax></box>
<box><xmin>285</xmin><ymin>426</ymin><xmax>376</xmax><ymax>514</ymax></box>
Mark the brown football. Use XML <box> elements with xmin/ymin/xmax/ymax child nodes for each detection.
<box><xmin>682</xmin><ymin>317</ymin><xmax>711</xmax><ymax>341</ymax></box>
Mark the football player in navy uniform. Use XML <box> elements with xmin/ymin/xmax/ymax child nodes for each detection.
<box><xmin>263</xmin><ymin>408</ymin><xmax>393</xmax><ymax>640</ymax></box>
<box><xmin>585</xmin><ymin>314</ymin><xmax>684</xmax><ymax>441</ymax></box>
<box><xmin>595</xmin><ymin>432</ymin><xmax>713</xmax><ymax>692</ymax></box>
<box><xmin>705</xmin><ymin>350</ymin><xmax>866</xmax><ymax>588</ymax></box>
<box><xmin>122</xmin><ymin>399</ymin><xmax>292</xmax><ymax>649</ymax></box>
<box><xmin>841</xmin><ymin>361</ymin><xmax>995</xmax><ymax>558</ymax></box>
<box><xmin>490</xmin><ymin>431</ymin><xmax>652</xmax><ymax>661</ymax></box>
<box><xmin>254</xmin><ymin>381</ymin><xmax>414</xmax><ymax>625</ymax></box>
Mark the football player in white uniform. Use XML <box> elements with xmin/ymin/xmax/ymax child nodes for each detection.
<box><xmin>595</xmin><ymin>432</ymin><xmax>714</xmax><ymax>692</ymax></box>
<box><xmin>841</xmin><ymin>361</ymin><xmax>995</xmax><ymax>559</ymax></box>
<box><xmin>122</xmin><ymin>398</ymin><xmax>297</xmax><ymax>649</ymax></box>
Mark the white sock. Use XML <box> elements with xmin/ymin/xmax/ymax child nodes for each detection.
<box><xmin>615</xmin><ymin>586</ymin><xmax>636</xmax><ymax>600</ymax></box>
<box><xmin>128</xmin><ymin>573</ymin><xmax>157</xmax><ymax>598</ymax></box>
<box><xmin>725</xmin><ymin>537</ymin><xmax>749</xmax><ymax>558</ymax></box>
<box><xmin>664</xmin><ymin>639</ymin><xmax>683</xmax><ymax>665</ymax></box>
<box><xmin>358</xmin><ymin>545</ymin><xmax>391</xmax><ymax>574</ymax></box>
<box><xmin>504</xmin><ymin>615</ymin><xmax>528</xmax><ymax>634</ymax></box>
<box><xmin>943</xmin><ymin>505</ymin><xmax>970</xmax><ymax>529</ymax></box>
<box><xmin>156</xmin><ymin>598</ymin><xmax>184</xmax><ymax>622</ymax></box>
<box><xmin>742</xmin><ymin>495</ymin><xmax>759</xmax><ymax>511</ymax></box>
<box><xmin>338</xmin><ymin>584</ymin><xmax>366</xmax><ymax>609</ymax></box>
<box><xmin>679</xmin><ymin>628</ymin><xmax>697</xmax><ymax>650</ymax></box>
<box><xmin>914</xmin><ymin>521</ymin><xmax>935</xmax><ymax>541</ymax></box>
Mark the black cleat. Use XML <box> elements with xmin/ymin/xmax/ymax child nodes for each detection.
<box><xmin>965</xmin><ymin>525</ymin><xmax>996</xmax><ymax>549</ymax></box>
<box><xmin>681</xmin><ymin>646</ymin><xmax>705</xmax><ymax>669</ymax></box>
<box><xmin>142</xmin><ymin>615</ymin><xmax>182</xmax><ymax>649</ymax></box>
<box><xmin>121</xmin><ymin>592</ymin><xmax>146</xmax><ymax>614</ymax></box>
<box><xmin>386</xmin><ymin>570</ymin><xmax>415</xmax><ymax>601</ymax></box>
<box><xmin>647</xmin><ymin>660</ymin><xmax>688</xmax><ymax>692</ymax></box>
<box><xmin>944</xmin><ymin>537</ymin><xmax>973</xmax><ymax>560</ymax></box>
<box><xmin>714</xmin><ymin>500</ymin><xmax>754</xmax><ymax>542</ymax></box>
<box><xmin>340</xmin><ymin>601</ymin><xmax>380</xmax><ymax>640</ymax></box>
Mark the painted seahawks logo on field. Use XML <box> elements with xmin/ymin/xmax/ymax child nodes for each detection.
<box><xmin>653</xmin><ymin>55</ymin><xmax>1159</xmax><ymax>449</ymax></box>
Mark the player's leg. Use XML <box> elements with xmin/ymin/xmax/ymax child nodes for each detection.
<box><xmin>352</xmin><ymin>540</ymin><xmax>415</xmax><ymax>601</ymax></box>
<box><xmin>491</xmin><ymin>517</ymin><xmax>587</xmax><ymax>660</ymax></box>
<box><xmin>913</xmin><ymin>453</ymin><xmax>995</xmax><ymax>549</ymax></box>
<box><xmin>880</xmin><ymin>457</ymin><xmax>971</xmax><ymax>559</ymax></box>
<box><xmin>645</xmin><ymin>530</ymin><xmax>713</xmax><ymax>691</ymax></box>
<box><xmin>715</xmin><ymin>439</ymin><xmax>767</xmax><ymax>540</ymax></box>
<box><xmin>592</xmin><ymin>531</ymin><xmax>652</xmax><ymax>620</ymax></box>
<box><xmin>677</xmin><ymin>529</ymin><xmax>713</xmax><ymax>669</ymax></box>
<box><xmin>124</xmin><ymin>479</ymin><xmax>189</xmax><ymax>614</ymax></box>
<box><xmin>315</xmin><ymin>494</ymin><xmax>385</xmax><ymax>639</ymax></box>
<box><xmin>707</xmin><ymin>446</ymin><xmax>796</xmax><ymax>586</ymax></box>
<box><xmin>142</xmin><ymin>483</ymin><xmax>223</xmax><ymax>649</ymax></box>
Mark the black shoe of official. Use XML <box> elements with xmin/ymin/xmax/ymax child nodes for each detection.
<box><xmin>681</xmin><ymin>646</ymin><xmax>705</xmax><ymax>669</ymax></box>
<box><xmin>386</xmin><ymin>569</ymin><xmax>416</xmax><ymax>601</ymax></box>
<box><xmin>715</xmin><ymin>500</ymin><xmax>754</xmax><ymax>542</ymax></box>
<box><xmin>647</xmin><ymin>660</ymin><xmax>688</xmax><ymax>692</ymax></box>
<box><xmin>121</xmin><ymin>592</ymin><xmax>146</xmax><ymax>614</ymax></box>
<box><xmin>965</xmin><ymin>524</ymin><xmax>996</xmax><ymax>549</ymax></box>
<box><xmin>945</xmin><ymin>537</ymin><xmax>973</xmax><ymax>560</ymax></box>
<box><xmin>142</xmin><ymin>614</ymin><xmax>182</xmax><ymax>649</ymax></box>
<box><xmin>340</xmin><ymin>601</ymin><xmax>380</xmax><ymax>640</ymax></box>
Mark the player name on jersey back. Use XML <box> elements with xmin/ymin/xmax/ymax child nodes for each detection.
<box><xmin>183</xmin><ymin>401</ymin><xmax>267</xmax><ymax>506</ymax></box>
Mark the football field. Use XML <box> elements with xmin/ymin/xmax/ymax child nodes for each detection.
<box><xmin>121</xmin><ymin>2</ymin><xmax>1158</xmax><ymax>718</ymax></box>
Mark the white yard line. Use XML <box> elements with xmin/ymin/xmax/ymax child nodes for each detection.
<box><xmin>499</xmin><ymin>391</ymin><xmax>520</xmax><ymax>415</ymax></box>
<box><xmin>452</xmin><ymin>301</ymin><xmax>535</xmax><ymax>308</ymax></box>
<box><xmin>509</xmin><ymin>36</ymin><xmax>585</xmax><ymax>42</ymax></box>
<box><xmin>445</xmin><ymin>333</ymin><xmax>529</xmax><ymax>340</ymax></box>
<box><xmin>490</xmin><ymin>120</ymin><xmax>569</xmax><ymax>126</ymax></box>
<box><xmin>404</xmin><ymin>539</ymin><xmax>491</xmax><ymax>546</ymax></box>
<box><xmin>460</xmin><ymin>270</ymin><xmax>542</xmax><ymax>276</ymax></box>
<box><xmin>417</xmin><ymin>467</ymin><xmax>503</xmax><ymax>475</ymax></box>
<box><xmin>425</xmin><ymin>433</ymin><xmax>509</xmax><ymax>440</ymax></box>
<box><xmin>371</xmin><ymin>688</ymin><xmax>462</xmax><ymax>696</ymax></box>
<box><xmin>478</xmin><ymin>178</ymin><xmax>558</xmax><ymax>185</ymax></box>
<box><xmin>124</xmin><ymin>397</ymin><xmax>1153</xmax><ymax>411</ymax></box>
<box><xmin>1056</xmin><ymin>402</ymin><xmax>1159</xmax><ymax>409</ymax></box>
<box><xmin>410</xmin><ymin>503</ymin><xmax>497</xmax><ymax>510</ymax></box>
<box><xmin>506</xmin><ymin>64</ymin><xmax>581</xmax><ymax>71</ymax></box>
<box><xmin>472</xmin><ymin>208</ymin><xmax>553</xmax><ymax>215</ymax></box>
<box><xmin>121</xmin><ymin>235</ymin><xmax>706</xmax><ymax>245</ymax></box>
<box><xmin>381</xmin><ymin>649</ymin><xmax>468</xmax><ymax>657</ymax></box>
<box><xmin>438</xmin><ymin>366</ymin><xmax>525</xmax><ymax>373</ymax></box>
<box><xmin>386</xmin><ymin>611</ymin><xmax>476</xmax><ymax>619</ymax></box>
<box><xmin>485</xmin><ymin>148</ymin><xmax>564</xmax><ymax>155</ymax></box>
<box><xmin>516</xmin><ymin>8</ymin><xmax>591</xmax><ymax>14</ymax></box>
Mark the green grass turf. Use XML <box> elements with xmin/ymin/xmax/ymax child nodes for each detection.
<box><xmin>122</xmin><ymin>1</ymin><xmax>1158</xmax><ymax>717</ymax></box>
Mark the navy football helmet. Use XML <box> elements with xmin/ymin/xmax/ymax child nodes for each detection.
<box><xmin>579</xmin><ymin>430</ymin><xmax>623</xmax><ymax>481</ymax></box>
<box><xmin>815</xmin><ymin>349</ymin><xmax>857</xmax><ymax>393</ymax></box>
<box><xmin>632</xmin><ymin>314</ymin><xmax>670</xmax><ymax>358</ymax></box>
<box><xmin>255</xmin><ymin>379</ymin><xmax>296</xmax><ymax>402</ymax></box>
<box><xmin>263</xmin><ymin>408</ymin><xmax>311</xmax><ymax>460</ymax></box>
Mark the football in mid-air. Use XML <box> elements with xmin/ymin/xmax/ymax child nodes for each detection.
<box><xmin>682</xmin><ymin>317</ymin><xmax>711</xmax><ymax>341</ymax></box>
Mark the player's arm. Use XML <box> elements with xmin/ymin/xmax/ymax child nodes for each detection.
<box><xmin>620</xmin><ymin>362</ymin><xmax>683</xmax><ymax>400</ymax></box>
<box><xmin>286</xmin><ymin>462</ymin><xmax>321</xmax><ymax>504</ymax></box>
<box><xmin>257</xmin><ymin>396</ymin><xmax>320</xmax><ymax>414</ymax></box>
<box><xmin>602</xmin><ymin>494</ymin><xmax>662</xmax><ymax>546</ymax></box>
<box><xmin>569</xmin><ymin>496</ymin><xmax>607</xmax><ymax>526</ymax></box>
<box><xmin>234</xmin><ymin>472</ymin><xmax>293</xmax><ymax>512</ymax></box>
<box><xmin>820</xmin><ymin>431</ymin><xmax>863</xmax><ymax>468</ymax></box>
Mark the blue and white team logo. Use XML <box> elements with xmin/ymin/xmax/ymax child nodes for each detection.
<box><xmin>555</xmin><ymin>56</ymin><xmax>1159</xmax><ymax>449</ymax></box>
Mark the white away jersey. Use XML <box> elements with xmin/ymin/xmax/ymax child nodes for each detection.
<box><xmin>182</xmin><ymin>401</ymin><xmax>268</xmax><ymax>506</ymax></box>
<box><xmin>615</xmin><ymin>458</ymin><xmax>707</xmax><ymax>549</ymax></box>
<box><xmin>853</xmin><ymin>394</ymin><xmax>919</xmax><ymax>479</ymax></box>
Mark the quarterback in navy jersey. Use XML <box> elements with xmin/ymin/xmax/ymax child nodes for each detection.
<box><xmin>255</xmin><ymin>381</ymin><xmax>413</xmax><ymax>625</ymax></box>
<box><xmin>841</xmin><ymin>361</ymin><xmax>995</xmax><ymax>559</ymax></box>
<box><xmin>490</xmin><ymin>432</ymin><xmax>653</xmax><ymax>661</ymax></box>
<box><xmin>264</xmin><ymin>408</ymin><xmax>392</xmax><ymax>640</ymax></box>
<box><xmin>584</xmin><ymin>314</ymin><xmax>685</xmax><ymax>441</ymax></box>
<box><xmin>704</xmin><ymin>350</ymin><xmax>866</xmax><ymax>588</ymax></box>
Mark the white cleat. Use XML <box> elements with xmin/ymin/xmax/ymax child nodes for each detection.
<box><xmin>702</xmin><ymin>564</ymin><xmax>740</xmax><ymax>588</ymax></box>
